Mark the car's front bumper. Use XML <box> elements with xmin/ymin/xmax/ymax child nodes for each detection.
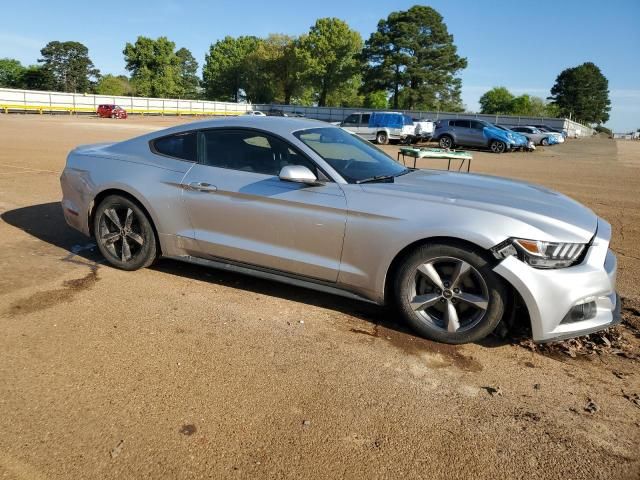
<box><xmin>494</xmin><ymin>217</ymin><xmax>619</xmax><ymax>342</ymax></box>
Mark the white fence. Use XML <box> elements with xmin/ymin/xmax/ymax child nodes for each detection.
<box><xmin>0</xmin><ymin>87</ymin><xmax>594</xmax><ymax>137</ymax></box>
<box><xmin>0</xmin><ymin>88</ymin><xmax>250</xmax><ymax>116</ymax></box>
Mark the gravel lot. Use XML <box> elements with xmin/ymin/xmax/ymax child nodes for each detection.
<box><xmin>1</xmin><ymin>115</ymin><xmax>638</xmax><ymax>480</ymax></box>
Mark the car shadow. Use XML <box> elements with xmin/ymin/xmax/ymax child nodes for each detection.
<box><xmin>1</xmin><ymin>202</ymin><xmax>101</xmax><ymax>261</ymax></box>
<box><xmin>2</xmin><ymin>202</ymin><xmax>509</xmax><ymax>354</ymax></box>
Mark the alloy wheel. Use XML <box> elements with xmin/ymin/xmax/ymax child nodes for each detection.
<box><xmin>491</xmin><ymin>141</ymin><xmax>506</xmax><ymax>153</ymax></box>
<box><xmin>440</xmin><ymin>137</ymin><xmax>452</xmax><ymax>149</ymax></box>
<box><xmin>98</xmin><ymin>206</ymin><xmax>145</xmax><ymax>262</ymax></box>
<box><xmin>408</xmin><ymin>256</ymin><xmax>489</xmax><ymax>333</ymax></box>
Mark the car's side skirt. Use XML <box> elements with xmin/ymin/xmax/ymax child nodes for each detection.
<box><xmin>164</xmin><ymin>254</ymin><xmax>379</xmax><ymax>305</ymax></box>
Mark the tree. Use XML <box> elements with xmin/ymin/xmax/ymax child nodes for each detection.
<box><xmin>203</xmin><ymin>36</ymin><xmax>260</xmax><ymax>102</ymax></box>
<box><xmin>363</xmin><ymin>90</ymin><xmax>388</xmax><ymax>109</ymax></box>
<box><xmin>361</xmin><ymin>5</ymin><xmax>467</xmax><ymax>110</ymax></box>
<box><xmin>479</xmin><ymin>87</ymin><xmax>515</xmax><ymax>114</ymax></box>
<box><xmin>548</xmin><ymin>62</ymin><xmax>611</xmax><ymax>123</ymax></box>
<box><xmin>20</xmin><ymin>65</ymin><xmax>55</xmax><ymax>90</ymax></box>
<box><xmin>123</xmin><ymin>36</ymin><xmax>181</xmax><ymax>97</ymax></box>
<box><xmin>480</xmin><ymin>88</ymin><xmax>558</xmax><ymax>117</ymax></box>
<box><xmin>325</xmin><ymin>74</ymin><xmax>364</xmax><ymax>107</ymax></box>
<box><xmin>176</xmin><ymin>48</ymin><xmax>200</xmax><ymax>99</ymax></box>
<box><xmin>0</xmin><ymin>58</ymin><xmax>26</xmax><ymax>88</ymax></box>
<box><xmin>594</xmin><ymin>125</ymin><xmax>612</xmax><ymax>136</ymax></box>
<box><xmin>244</xmin><ymin>34</ymin><xmax>307</xmax><ymax>104</ymax></box>
<box><xmin>95</xmin><ymin>74</ymin><xmax>132</xmax><ymax>96</ymax></box>
<box><xmin>297</xmin><ymin>18</ymin><xmax>362</xmax><ymax>107</ymax></box>
<box><xmin>38</xmin><ymin>41</ymin><xmax>99</xmax><ymax>92</ymax></box>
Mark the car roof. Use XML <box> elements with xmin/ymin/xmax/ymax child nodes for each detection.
<box><xmin>150</xmin><ymin>116</ymin><xmax>332</xmax><ymax>138</ymax></box>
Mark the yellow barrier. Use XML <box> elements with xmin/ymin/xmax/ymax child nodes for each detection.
<box><xmin>0</xmin><ymin>104</ymin><xmax>244</xmax><ymax>117</ymax></box>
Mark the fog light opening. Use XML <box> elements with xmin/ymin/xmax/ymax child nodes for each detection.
<box><xmin>561</xmin><ymin>301</ymin><xmax>597</xmax><ymax>324</ymax></box>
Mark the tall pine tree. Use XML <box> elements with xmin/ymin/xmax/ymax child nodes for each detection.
<box><xmin>361</xmin><ymin>6</ymin><xmax>467</xmax><ymax>111</ymax></box>
<box><xmin>548</xmin><ymin>62</ymin><xmax>611</xmax><ymax>124</ymax></box>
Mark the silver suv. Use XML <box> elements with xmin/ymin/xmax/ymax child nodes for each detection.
<box><xmin>433</xmin><ymin>119</ymin><xmax>517</xmax><ymax>153</ymax></box>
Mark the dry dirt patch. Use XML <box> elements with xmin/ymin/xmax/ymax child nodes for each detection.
<box><xmin>0</xmin><ymin>115</ymin><xmax>638</xmax><ymax>480</ymax></box>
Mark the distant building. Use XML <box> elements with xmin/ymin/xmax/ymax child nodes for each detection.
<box><xmin>613</xmin><ymin>132</ymin><xmax>634</xmax><ymax>140</ymax></box>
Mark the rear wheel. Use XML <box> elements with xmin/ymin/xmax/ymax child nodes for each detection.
<box><xmin>490</xmin><ymin>140</ymin><xmax>507</xmax><ymax>154</ymax></box>
<box><xmin>94</xmin><ymin>195</ymin><xmax>157</xmax><ymax>271</ymax></box>
<box><xmin>393</xmin><ymin>243</ymin><xmax>507</xmax><ymax>344</ymax></box>
<box><xmin>376</xmin><ymin>131</ymin><xmax>389</xmax><ymax>145</ymax></box>
<box><xmin>439</xmin><ymin>135</ymin><xmax>453</xmax><ymax>149</ymax></box>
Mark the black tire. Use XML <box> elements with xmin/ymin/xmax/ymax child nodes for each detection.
<box><xmin>438</xmin><ymin>135</ymin><xmax>453</xmax><ymax>149</ymax></box>
<box><xmin>489</xmin><ymin>140</ymin><xmax>506</xmax><ymax>154</ymax></box>
<box><xmin>541</xmin><ymin>137</ymin><xmax>549</xmax><ymax>146</ymax></box>
<box><xmin>93</xmin><ymin>195</ymin><xmax>157</xmax><ymax>271</ymax></box>
<box><xmin>376</xmin><ymin>131</ymin><xmax>389</xmax><ymax>145</ymax></box>
<box><xmin>393</xmin><ymin>242</ymin><xmax>507</xmax><ymax>344</ymax></box>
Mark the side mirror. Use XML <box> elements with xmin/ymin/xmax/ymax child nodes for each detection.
<box><xmin>279</xmin><ymin>165</ymin><xmax>323</xmax><ymax>186</ymax></box>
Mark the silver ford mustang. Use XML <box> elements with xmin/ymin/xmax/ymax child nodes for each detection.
<box><xmin>60</xmin><ymin>117</ymin><xmax>620</xmax><ymax>344</ymax></box>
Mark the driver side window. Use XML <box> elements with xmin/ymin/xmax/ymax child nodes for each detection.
<box><xmin>343</xmin><ymin>114</ymin><xmax>359</xmax><ymax>125</ymax></box>
<box><xmin>200</xmin><ymin>129</ymin><xmax>320</xmax><ymax>177</ymax></box>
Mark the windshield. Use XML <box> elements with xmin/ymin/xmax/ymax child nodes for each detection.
<box><xmin>294</xmin><ymin>127</ymin><xmax>408</xmax><ymax>183</ymax></box>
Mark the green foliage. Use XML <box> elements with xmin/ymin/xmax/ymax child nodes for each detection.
<box><xmin>325</xmin><ymin>74</ymin><xmax>364</xmax><ymax>108</ymax></box>
<box><xmin>480</xmin><ymin>87</ymin><xmax>557</xmax><ymax>117</ymax></box>
<box><xmin>20</xmin><ymin>65</ymin><xmax>55</xmax><ymax>90</ymax></box>
<box><xmin>203</xmin><ymin>36</ymin><xmax>260</xmax><ymax>102</ymax></box>
<box><xmin>244</xmin><ymin>34</ymin><xmax>306</xmax><ymax>104</ymax></box>
<box><xmin>479</xmin><ymin>87</ymin><xmax>515</xmax><ymax>114</ymax></box>
<box><xmin>363</xmin><ymin>90</ymin><xmax>388</xmax><ymax>109</ymax></box>
<box><xmin>296</xmin><ymin>18</ymin><xmax>363</xmax><ymax>106</ymax></box>
<box><xmin>549</xmin><ymin>62</ymin><xmax>611</xmax><ymax>123</ymax></box>
<box><xmin>594</xmin><ymin>125</ymin><xmax>612</xmax><ymax>136</ymax></box>
<box><xmin>0</xmin><ymin>58</ymin><xmax>26</xmax><ymax>88</ymax></box>
<box><xmin>123</xmin><ymin>36</ymin><xmax>182</xmax><ymax>97</ymax></box>
<box><xmin>96</xmin><ymin>74</ymin><xmax>132</xmax><ymax>96</ymax></box>
<box><xmin>361</xmin><ymin>5</ymin><xmax>467</xmax><ymax>110</ymax></box>
<box><xmin>176</xmin><ymin>48</ymin><xmax>200</xmax><ymax>99</ymax></box>
<box><xmin>38</xmin><ymin>41</ymin><xmax>99</xmax><ymax>92</ymax></box>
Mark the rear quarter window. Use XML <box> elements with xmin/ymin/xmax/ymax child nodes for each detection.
<box><xmin>151</xmin><ymin>132</ymin><xmax>197</xmax><ymax>162</ymax></box>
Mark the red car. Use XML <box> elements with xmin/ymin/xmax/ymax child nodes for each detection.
<box><xmin>97</xmin><ymin>104</ymin><xmax>128</xmax><ymax>119</ymax></box>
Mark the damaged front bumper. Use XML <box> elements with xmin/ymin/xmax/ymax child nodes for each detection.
<box><xmin>494</xmin><ymin>218</ymin><xmax>620</xmax><ymax>343</ymax></box>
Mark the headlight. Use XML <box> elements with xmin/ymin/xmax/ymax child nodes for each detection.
<box><xmin>492</xmin><ymin>238</ymin><xmax>586</xmax><ymax>269</ymax></box>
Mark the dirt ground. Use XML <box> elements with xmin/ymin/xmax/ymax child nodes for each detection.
<box><xmin>0</xmin><ymin>114</ymin><xmax>638</xmax><ymax>480</ymax></box>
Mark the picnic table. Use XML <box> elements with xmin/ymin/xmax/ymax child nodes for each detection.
<box><xmin>397</xmin><ymin>147</ymin><xmax>473</xmax><ymax>172</ymax></box>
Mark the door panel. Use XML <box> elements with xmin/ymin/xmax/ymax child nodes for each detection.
<box><xmin>468</xmin><ymin>120</ymin><xmax>487</xmax><ymax>146</ymax></box>
<box><xmin>181</xmin><ymin>129</ymin><xmax>348</xmax><ymax>282</ymax></box>
<box><xmin>357</xmin><ymin>113</ymin><xmax>375</xmax><ymax>140</ymax></box>
<box><xmin>341</xmin><ymin>114</ymin><xmax>360</xmax><ymax>135</ymax></box>
<box><xmin>454</xmin><ymin>120</ymin><xmax>472</xmax><ymax>145</ymax></box>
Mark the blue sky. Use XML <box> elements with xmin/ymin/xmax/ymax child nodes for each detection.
<box><xmin>1</xmin><ymin>0</ymin><xmax>638</xmax><ymax>131</ymax></box>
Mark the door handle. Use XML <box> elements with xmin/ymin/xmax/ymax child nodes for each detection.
<box><xmin>188</xmin><ymin>182</ymin><xmax>217</xmax><ymax>192</ymax></box>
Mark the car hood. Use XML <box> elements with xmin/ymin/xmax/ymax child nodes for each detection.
<box><xmin>362</xmin><ymin>169</ymin><xmax>598</xmax><ymax>242</ymax></box>
<box><xmin>483</xmin><ymin>127</ymin><xmax>512</xmax><ymax>142</ymax></box>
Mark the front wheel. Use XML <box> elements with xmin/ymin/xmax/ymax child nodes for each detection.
<box><xmin>393</xmin><ymin>243</ymin><xmax>507</xmax><ymax>344</ymax></box>
<box><xmin>94</xmin><ymin>195</ymin><xmax>157</xmax><ymax>271</ymax></box>
<box><xmin>490</xmin><ymin>140</ymin><xmax>507</xmax><ymax>154</ymax></box>
<box><xmin>439</xmin><ymin>136</ymin><xmax>453</xmax><ymax>149</ymax></box>
<box><xmin>541</xmin><ymin>137</ymin><xmax>549</xmax><ymax>146</ymax></box>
